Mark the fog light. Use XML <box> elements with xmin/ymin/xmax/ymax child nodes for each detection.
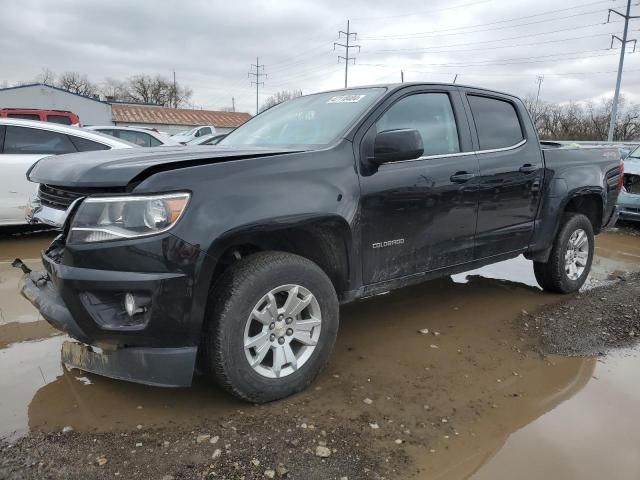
<box><xmin>124</xmin><ymin>293</ymin><xmax>138</xmax><ymax>317</ymax></box>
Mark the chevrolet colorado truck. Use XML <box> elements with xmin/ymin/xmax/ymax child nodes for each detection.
<box><xmin>15</xmin><ymin>83</ymin><xmax>623</xmax><ymax>402</ymax></box>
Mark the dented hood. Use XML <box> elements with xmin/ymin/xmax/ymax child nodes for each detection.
<box><xmin>27</xmin><ymin>145</ymin><xmax>302</xmax><ymax>187</ymax></box>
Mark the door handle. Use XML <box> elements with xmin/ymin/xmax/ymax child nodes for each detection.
<box><xmin>519</xmin><ymin>164</ymin><xmax>538</xmax><ymax>174</ymax></box>
<box><xmin>450</xmin><ymin>172</ymin><xmax>475</xmax><ymax>183</ymax></box>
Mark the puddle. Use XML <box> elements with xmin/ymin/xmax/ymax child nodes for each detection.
<box><xmin>1</xmin><ymin>229</ymin><xmax>640</xmax><ymax>480</ymax></box>
<box><xmin>469</xmin><ymin>350</ymin><xmax>640</xmax><ymax>480</ymax></box>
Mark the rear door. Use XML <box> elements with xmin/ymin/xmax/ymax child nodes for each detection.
<box><xmin>463</xmin><ymin>91</ymin><xmax>543</xmax><ymax>258</ymax></box>
<box><xmin>358</xmin><ymin>86</ymin><xmax>479</xmax><ymax>284</ymax></box>
<box><xmin>0</xmin><ymin>125</ymin><xmax>76</xmax><ymax>225</ymax></box>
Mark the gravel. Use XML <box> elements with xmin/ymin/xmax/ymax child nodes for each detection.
<box><xmin>520</xmin><ymin>273</ymin><xmax>640</xmax><ymax>356</ymax></box>
<box><xmin>0</xmin><ymin>412</ymin><xmax>397</xmax><ymax>480</ymax></box>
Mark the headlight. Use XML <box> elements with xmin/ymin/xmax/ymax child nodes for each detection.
<box><xmin>68</xmin><ymin>193</ymin><xmax>190</xmax><ymax>243</ymax></box>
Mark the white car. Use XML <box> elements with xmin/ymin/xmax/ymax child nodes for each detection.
<box><xmin>0</xmin><ymin>118</ymin><xmax>133</xmax><ymax>227</ymax></box>
<box><xmin>172</xmin><ymin>125</ymin><xmax>216</xmax><ymax>144</ymax></box>
<box><xmin>186</xmin><ymin>133</ymin><xmax>228</xmax><ymax>146</ymax></box>
<box><xmin>85</xmin><ymin>126</ymin><xmax>182</xmax><ymax>147</ymax></box>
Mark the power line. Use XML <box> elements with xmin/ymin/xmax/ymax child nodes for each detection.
<box><xmin>360</xmin><ymin>7</ymin><xmax>620</xmax><ymax>41</ymax></box>
<box><xmin>607</xmin><ymin>0</ymin><xmax>639</xmax><ymax>141</ymax></box>
<box><xmin>359</xmin><ymin>1</ymin><xmax>622</xmax><ymax>39</ymax></box>
<box><xmin>362</xmin><ymin>30</ymin><xmax>621</xmax><ymax>56</ymax></box>
<box><xmin>248</xmin><ymin>57</ymin><xmax>267</xmax><ymax>115</ymax></box>
<box><xmin>368</xmin><ymin>21</ymin><xmax>619</xmax><ymax>54</ymax></box>
<box><xmin>334</xmin><ymin>20</ymin><xmax>360</xmax><ymax>88</ymax></box>
<box><xmin>381</xmin><ymin>67</ymin><xmax>640</xmax><ymax>77</ymax></box>
<box><xmin>351</xmin><ymin>0</ymin><xmax>493</xmax><ymax>21</ymax></box>
<box><xmin>357</xmin><ymin>48</ymin><xmax>632</xmax><ymax>69</ymax></box>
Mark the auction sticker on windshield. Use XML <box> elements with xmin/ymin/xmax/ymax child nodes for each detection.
<box><xmin>327</xmin><ymin>95</ymin><xmax>366</xmax><ymax>103</ymax></box>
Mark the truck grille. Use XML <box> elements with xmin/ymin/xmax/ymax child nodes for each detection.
<box><xmin>38</xmin><ymin>184</ymin><xmax>86</xmax><ymax>210</ymax></box>
<box><xmin>624</xmin><ymin>174</ymin><xmax>640</xmax><ymax>195</ymax></box>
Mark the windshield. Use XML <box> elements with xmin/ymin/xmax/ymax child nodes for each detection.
<box><xmin>627</xmin><ymin>145</ymin><xmax>640</xmax><ymax>159</ymax></box>
<box><xmin>218</xmin><ymin>88</ymin><xmax>385</xmax><ymax>147</ymax></box>
<box><xmin>174</xmin><ymin>127</ymin><xmax>197</xmax><ymax>137</ymax></box>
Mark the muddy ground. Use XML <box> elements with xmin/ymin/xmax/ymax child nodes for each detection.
<box><xmin>1</xmin><ymin>226</ymin><xmax>640</xmax><ymax>479</ymax></box>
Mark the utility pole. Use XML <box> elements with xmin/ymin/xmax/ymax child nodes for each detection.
<box><xmin>248</xmin><ymin>57</ymin><xmax>266</xmax><ymax>115</ymax></box>
<box><xmin>453</xmin><ymin>74</ymin><xmax>458</xmax><ymax>84</ymax></box>
<box><xmin>534</xmin><ymin>75</ymin><xmax>544</xmax><ymax>121</ymax></box>
<box><xmin>231</xmin><ymin>97</ymin><xmax>236</xmax><ymax>112</ymax></box>
<box><xmin>401</xmin><ymin>70</ymin><xmax>404</xmax><ymax>83</ymax></box>
<box><xmin>334</xmin><ymin>20</ymin><xmax>360</xmax><ymax>88</ymax></box>
<box><xmin>173</xmin><ymin>71</ymin><xmax>177</xmax><ymax>108</ymax></box>
<box><xmin>606</xmin><ymin>0</ymin><xmax>638</xmax><ymax>141</ymax></box>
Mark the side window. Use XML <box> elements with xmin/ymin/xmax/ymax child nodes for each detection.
<box><xmin>467</xmin><ymin>95</ymin><xmax>524</xmax><ymax>150</ymax></box>
<box><xmin>149</xmin><ymin>136</ymin><xmax>162</xmax><ymax>147</ymax></box>
<box><xmin>69</xmin><ymin>136</ymin><xmax>110</xmax><ymax>152</ymax></box>
<box><xmin>3</xmin><ymin>126</ymin><xmax>76</xmax><ymax>154</ymax></box>
<box><xmin>47</xmin><ymin>115</ymin><xmax>72</xmax><ymax>125</ymax></box>
<box><xmin>117</xmin><ymin>130</ymin><xmax>151</xmax><ymax>147</ymax></box>
<box><xmin>200</xmin><ymin>127</ymin><xmax>212</xmax><ymax>136</ymax></box>
<box><xmin>376</xmin><ymin>93</ymin><xmax>460</xmax><ymax>157</ymax></box>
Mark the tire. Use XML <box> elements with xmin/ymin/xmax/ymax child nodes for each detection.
<box><xmin>533</xmin><ymin>213</ymin><xmax>594</xmax><ymax>294</ymax></box>
<box><xmin>203</xmin><ymin>251</ymin><xmax>339</xmax><ymax>402</ymax></box>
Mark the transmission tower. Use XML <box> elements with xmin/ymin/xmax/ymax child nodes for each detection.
<box><xmin>248</xmin><ymin>57</ymin><xmax>267</xmax><ymax>115</ymax></box>
<box><xmin>334</xmin><ymin>20</ymin><xmax>360</xmax><ymax>88</ymax></box>
<box><xmin>606</xmin><ymin>0</ymin><xmax>638</xmax><ymax>141</ymax></box>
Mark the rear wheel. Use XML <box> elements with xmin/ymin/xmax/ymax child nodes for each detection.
<box><xmin>204</xmin><ymin>251</ymin><xmax>339</xmax><ymax>402</ymax></box>
<box><xmin>533</xmin><ymin>213</ymin><xmax>594</xmax><ymax>293</ymax></box>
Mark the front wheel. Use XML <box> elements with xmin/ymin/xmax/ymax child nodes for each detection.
<box><xmin>204</xmin><ymin>251</ymin><xmax>339</xmax><ymax>402</ymax></box>
<box><xmin>533</xmin><ymin>213</ymin><xmax>594</xmax><ymax>293</ymax></box>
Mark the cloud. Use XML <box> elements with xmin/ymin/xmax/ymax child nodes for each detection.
<box><xmin>1</xmin><ymin>0</ymin><xmax>638</xmax><ymax>113</ymax></box>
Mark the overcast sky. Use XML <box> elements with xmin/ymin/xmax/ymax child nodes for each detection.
<box><xmin>1</xmin><ymin>0</ymin><xmax>639</xmax><ymax>114</ymax></box>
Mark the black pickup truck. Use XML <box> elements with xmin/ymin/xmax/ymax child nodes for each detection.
<box><xmin>17</xmin><ymin>83</ymin><xmax>622</xmax><ymax>402</ymax></box>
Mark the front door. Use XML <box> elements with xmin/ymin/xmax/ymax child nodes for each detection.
<box><xmin>358</xmin><ymin>88</ymin><xmax>479</xmax><ymax>285</ymax></box>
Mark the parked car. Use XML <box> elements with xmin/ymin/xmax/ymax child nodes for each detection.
<box><xmin>618</xmin><ymin>145</ymin><xmax>640</xmax><ymax>222</ymax></box>
<box><xmin>0</xmin><ymin>118</ymin><xmax>133</xmax><ymax>226</ymax></box>
<box><xmin>186</xmin><ymin>133</ymin><xmax>228</xmax><ymax>146</ymax></box>
<box><xmin>85</xmin><ymin>126</ymin><xmax>182</xmax><ymax>147</ymax></box>
<box><xmin>17</xmin><ymin>83</ymin><xmax>622</xmax><ymax>402</ymax></box>
<box><xmin>0</xmin><ymin>108</ymin><xmax>80</xmax><ymax>126</ymax></box>
<box><xmin>172</xmin><ymin>125</ymin><xmax>216</xmax><ymax>144</ymax></box>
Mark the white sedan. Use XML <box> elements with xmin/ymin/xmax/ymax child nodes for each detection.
<box><xmin>0</xmin><ymin>118</ymin><xmax>133</xmax><ymax>227</ymax></box>
<box><xmin>172</xmin><ymin>125</ymin><xmax>216</xmax><ymax>144</ymax></box>
<box><xmin>85</xmin><ymin>125</ymin><xmax>182</xmax><ymax>147</ymax></box>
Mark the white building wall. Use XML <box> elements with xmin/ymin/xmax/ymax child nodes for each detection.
<box><xmin>0</xmin><ymin>85</ymin><xmax>112</xmax><ymax>125</ymax></box>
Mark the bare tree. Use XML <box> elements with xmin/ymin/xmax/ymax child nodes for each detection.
<box><xmin>524</xmin><ymin>95</ymin><xmax>640</xmax><ymax>141</ymax></box>
<box><xmin>124</xmin><ymin>74</ymin><xmax>192</xmax><ymax>107</ymax></box>
<box><xmin>57</xmin><ymin>71</ymin><xmax>99</xmax><ymax>97</ymax></box>
<box><xmin>260</xmin><ymin>89</ymin><xmax>303</xmax><ymax>112</ymax></box>
<box><xmin>14</xmin><ymin>69</ymin><xmax>193</xmax><ymax>109</ymax></box>
<box><xmin>35</xmin><ymin>68</ymin><xmax>56</xmax><ymax>86</ymax></box>
<box><xmin>100</xmin><ymin>77</ymin><xmax>131</xmax><ymax>102</ymax></box>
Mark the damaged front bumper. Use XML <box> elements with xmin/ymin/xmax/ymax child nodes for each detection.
<box><xmin>60</xmin><ymin>341</ymin><xmax>197</xmax><ymax>388</ymax></box>
<box><xmin>15</xmin><ymin>258</ymin><xmax>198</xmax><ymax>388</ymax></box>
<box><xmin>618</xmin><ymin>190</ymin><xmax>640</xmax><ymax>222</ymax></box>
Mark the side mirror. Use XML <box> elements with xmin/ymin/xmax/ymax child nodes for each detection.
<box><xmin>373</xmin><ymin>128</ymin><xmax>424</xmax><ymax>165</ymax></box>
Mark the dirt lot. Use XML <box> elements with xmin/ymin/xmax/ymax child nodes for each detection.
<box><xmin>1</xmin><ymin>226</ymin><xmax>640</xmax><ymax>479</ymax></box>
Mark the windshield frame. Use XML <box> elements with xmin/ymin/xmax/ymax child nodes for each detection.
<box><xmin>627</xmin><ymin>145</ymin><xmax>640</xmax><ymax>159</ymax></box>
<box><xmin>218</xmin><ymin>87</ymin><xmax>388</xmax><ymax>149</ymax></box>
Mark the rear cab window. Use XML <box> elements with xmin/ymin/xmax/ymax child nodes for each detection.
<box><xmin>7</xmin><ymin>113</ymin><xmax>41</xmax><ymax>121</ymax></box>
<box><xmin>467</xmin><ymin>94</ymin><xmax>524</xmax><ymax>150</ymax></box>
<box><xmin>46</xmin><ymin>114</ymin><xmax>73</xmax><ymax>125</ymax></box>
